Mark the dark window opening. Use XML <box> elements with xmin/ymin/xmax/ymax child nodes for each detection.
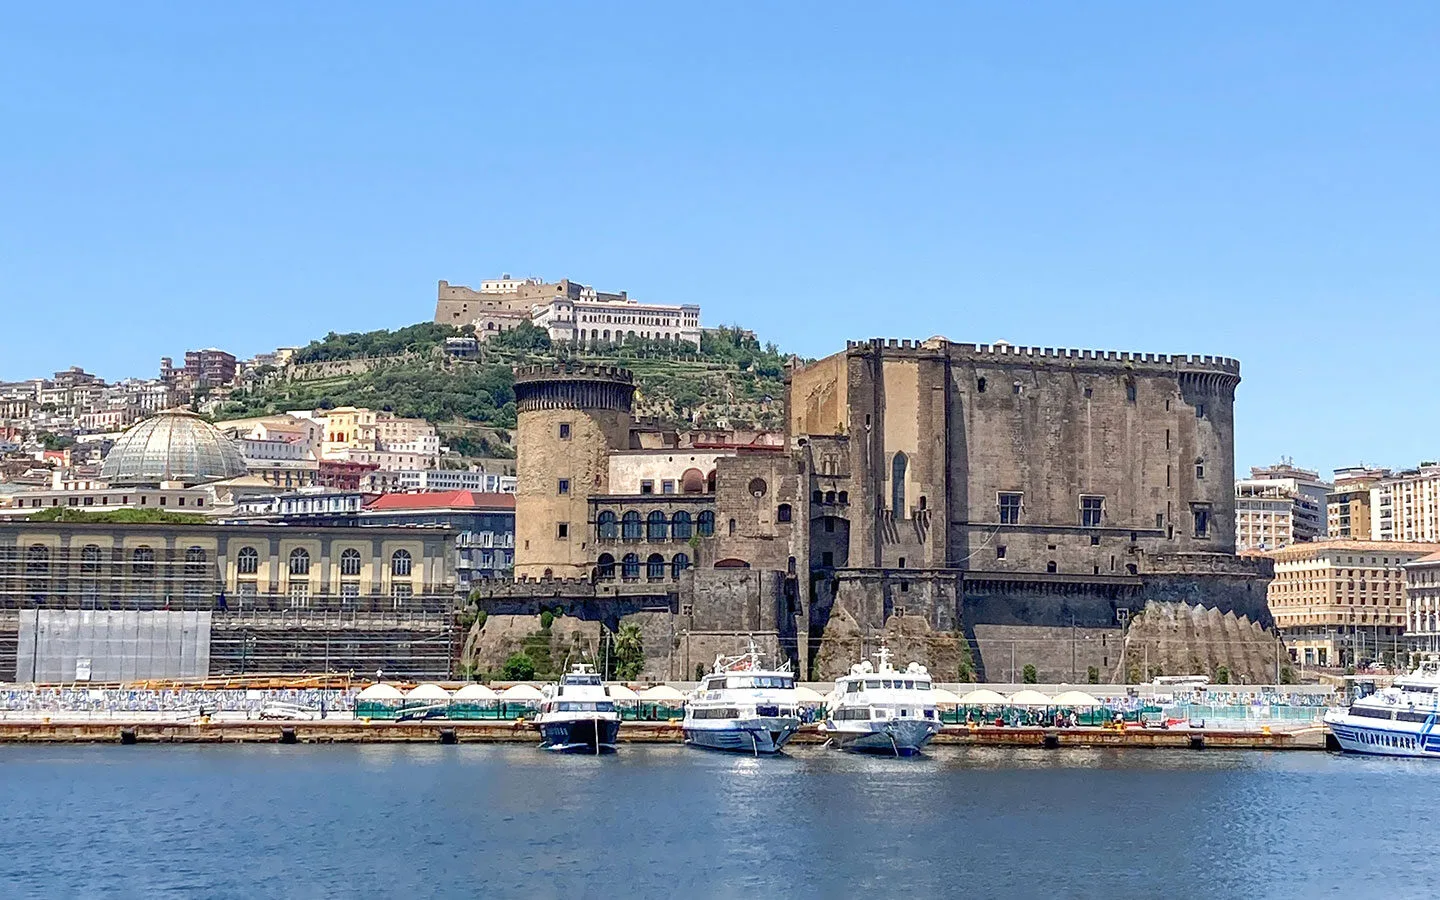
<box><xmin>1090</xmin><ymin>534</ymin><xmax>1100</xmax><ymax>546</ymax></box>
<box><xmin>977</xmin><ymin>377</ymin><xmax>986</xmax><ymax>393</ymax></box>
<box><xmin>557</xmin><ymin>522</ymin><xmax>569</xmax><ymax>539</ymax></box>
<box><xmin>777</xmin><ymin>504</ymin><xmax>792</xmax><ymax>523</ymax></box>
<box><xmin>996</xmin><ymin>546</ymin><xmax>1006</xmax><ymax>560</ymax></box>
<box><xmin>998</xmin><ymin>492</ymin><xmax>1022</xmax><ymax>524</ymax></box>
<box><xmin>1046</xmin><ymin>560</ymin><xmax>1058</xmax><ymax>574</ymax></box>
<box><xmin>558</xmin><ymin>423</ymin><xmax>571</xmax><ymax>440</ymax></box>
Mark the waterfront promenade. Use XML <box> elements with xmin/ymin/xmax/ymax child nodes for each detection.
<box><xmin>0</xmin><ymin>679</ymin><xmax>1335</xmax><ymax>749</ymax></box>
<box><xmin>0</xmin><ymin>718</ymin><xmax>1329</xmax><ymax>749</ymax></box>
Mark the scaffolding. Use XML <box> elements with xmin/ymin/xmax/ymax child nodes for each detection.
<box><xmin>0</xmin><ymin>545</ymin><xmax>458</xmax><ymax>681</ymax></box>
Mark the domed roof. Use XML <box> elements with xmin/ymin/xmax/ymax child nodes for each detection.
<box><xmin>101</xmin><ymin>409</ymin><xmax>248</xmax><ymax>486</ymax></box>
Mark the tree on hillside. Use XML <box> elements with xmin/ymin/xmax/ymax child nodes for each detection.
<box><xmin>490</xmin><ymin>321</ymin><xmax>551</xmax><ymax>352</ymax></box>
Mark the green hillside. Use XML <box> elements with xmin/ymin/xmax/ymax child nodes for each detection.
<box><xmin>216</xmin><ymin>323</ymin><xmax>792</xmax><ymax>453</ymax></box>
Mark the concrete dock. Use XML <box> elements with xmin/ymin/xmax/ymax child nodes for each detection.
<box><xmin>0</xmin><ymin>720</ymin><xmax>1330</xmax><ymax>749</ymax></box>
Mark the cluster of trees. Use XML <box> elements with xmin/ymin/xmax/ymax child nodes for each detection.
<box><xmin>494</xmin><ymin>622</ymin><xmax>645</xmax><ymax>683</ymax></box>
<box><xmin>224</xmin><ymin>320</ymin><xmax>792</xmax><ymax>433</ymax></box>
<box><xmin>221</xmin><ymin>359</ymin><xmax>517</xmax><ymax>426</ymax></box>
<box><xmin>292</xmin><ymin>323</ymin><xmax>465</xmax><ymax>363</ymax></box>
<box><xmin>27</xmin><ymin>508</ymin><xmax>208</xmax><ymax>525</ymax></box>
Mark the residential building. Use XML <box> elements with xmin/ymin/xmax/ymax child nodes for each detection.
<box><xmin>1370</xmin><ymin>464</ymin><xmax>1440</xmax><ymax>543</ymax></box>
<box><xmin>1327</xmin><ymin>466</ymin><xmax>1389</xmax><ymax>539</ymax></box>
<box><xmin>394</xmin><ymin>469</ymin><xmax>517</xmax><ymax>493</ymax></box>
<box><xmin>1265</xmin><ymin>540</ymin><xmax>1431</xmax><ymax>667</ymax></box>
<box><xmin>362</xmin><ymin>491</ymin><xmax>516</xmax><ymax>587</ymax></box>
<box><xmin>1404</xmin><ymin>551</ymin><xmax>1440</xmax><ymax>654</ymax></box>
<box><xmin>162</xmin><ymin>349</ymin><xmax>237</xmax><ymax>389</ymax></box>
<box><xmin>1235</xmin><ymin>464</ymin><xmax>1331</xmax><ymax>551</ymax></box>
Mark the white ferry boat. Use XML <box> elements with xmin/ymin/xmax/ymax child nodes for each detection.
<box><xmin>822</xmin><ymin>647</ymin><xmax>942</xmax><ymax>756</ymax></box>
<box><xmin>535</xmin><ymin>664</ymin><xmax>622</xmax><ymax>753</ymax></box>
<box><xmin>683</xmin><ymin>643</ymin><xmax>801</xmax><ymax>755</ymax></box>
<box><xmin>1324</xmin><ymin>656</ymin><xmax>1440</xmax><ymax>757</ymax></box>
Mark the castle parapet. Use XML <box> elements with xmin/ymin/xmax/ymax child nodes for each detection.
<box><xmin>843</xmin><ymin>337</ymin><xmax>1241</xmax><ymax>377</ymax></box>
<box><xmin>513</xmin><ymin>363</ymin><xmax>636</xmax><ymax>413</ymax></box>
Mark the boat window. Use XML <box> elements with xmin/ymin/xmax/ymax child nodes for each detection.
<box><xmin>903</xmin><ymin>680</ymin><xmax>915</xmax><ymax>690</ymax></box>
<box><xmin>865</xmin><ymin>680</ymin><xmax>881</xmax><ymax>689</ymax></box>
<box><xmin>1350</xmin><ymin>707</ymin><xmax>1395</xmax><ymax>720</ymax></box>
<box><xmin>915</xmin><ymin>681</ymin><xmax>931</xmax><ymax>691</ymax></box>
<box><xmin>846</xmin><ymin>681</ymin><xmax>860</xmax><ymax>693</ymax></box>
<box><xmin>1398</xmin><ymin>710</ymin><xmax>1433</xmax><ymax>723</ymax></box>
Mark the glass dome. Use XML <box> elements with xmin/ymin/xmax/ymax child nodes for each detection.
<box><xmin>101</xmin><ymin>409</ymin><xmax>249</xmax><ymax>486</ymax></box>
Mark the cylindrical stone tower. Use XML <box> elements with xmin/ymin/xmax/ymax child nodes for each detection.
<box><xmin>512</xmin><ymin>363</ymin><xmax>635</xmax><ymax>579</ymax></box>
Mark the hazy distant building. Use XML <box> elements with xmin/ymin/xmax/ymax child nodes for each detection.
<box><xmin>434</xmin><ymin>275</ymin><xmax>700</xmax><ymax>347</ymax></box>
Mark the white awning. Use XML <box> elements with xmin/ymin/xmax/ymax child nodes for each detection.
<box><xmin>1006</xmin><ymin>689</ymin><xmax>1053</xmax><ymax>707</ymax></box>
<box><xmin>637</xmin><ymin>685</ymin><xmax>687</xmax><ymax>702</ymax></box>
<box><xmin>406</xmin><ymin>683</ymin><xmax>452</xmax><ymax>701</ymax></box>
<box><xmin>1051</xmin><ymin>690</ymin><xmax>1103</xmax><ymax>707</ymax></box>
<box><xmin>499</xmin><ymin>684</ymin><xmax>544</xmax><ymax>701</ymax></box>
<box><xmin>793</xmin><ymin>686</ymin><xmax>826</xmax><ymax>704</ymax></box>
<box><xmin>929</xmin><ymin>688</ymin><xmax>963</xmax><ymax>706</ymax></box>
<box><xmin>959</xmin><ymin>689</ymin><xmax>1008</xmax><ymax>705</ymax></box>
<box><xmin>606</xmin><ymin>684</ymin><xmax>640</xmax><ymax>701</ymax></box>
<box><xmin>453</xmin><ymin>684</ymin><xmax>498</xmax><ymax>701</ymax></box>
<box><xmin>357</xmin><ymin>683</ymin><xmax>404</xmax><ymax>701</ymax></box>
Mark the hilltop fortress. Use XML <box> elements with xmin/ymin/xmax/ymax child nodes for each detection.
<box><xmin>465</xmin><ymin>336</ymin><xmax>1279</xmax><ymax>684</ymax></box>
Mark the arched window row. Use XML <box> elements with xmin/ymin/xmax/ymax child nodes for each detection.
<box><xmin>599</xmin><ymin>509</ymin><xmax>715</xmax><ymax>541</ymax></box>
<box><xmin>596</xmin><ymin>552</ymin><xmax>694</xmax><ymax>583</ymax></box>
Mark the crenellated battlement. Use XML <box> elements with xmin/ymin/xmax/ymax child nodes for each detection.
<box><xmin>845</xmin><ymin>338</ymin><xmax>1241</xmax><ymax>375</ymax></box>
<box><xmin>514</xmin><ymin>363</ymin><xmax>635</xmax><ymax>414</ymax></box>
<box><xmin>513</xmin><ymin>362</ymin><xmax>635</xmax><ymax>384</ymax></box>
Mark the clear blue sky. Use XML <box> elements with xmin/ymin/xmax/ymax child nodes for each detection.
<box><xmin>3</xmin><ymin>4</ymin><xmax>1437</xmax><ymax>477</ymax></box>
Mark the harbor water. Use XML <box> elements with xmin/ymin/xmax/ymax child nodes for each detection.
<box><xmin>0</xmin><ymin>744</ymin><xmax>1432</xmax><ymax>899</ymax></box>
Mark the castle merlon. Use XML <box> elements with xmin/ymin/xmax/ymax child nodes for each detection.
<box><xmin>844</xmin><ymin>338</ymin><xmax>1241</xmax><ymax>375</ymax></box>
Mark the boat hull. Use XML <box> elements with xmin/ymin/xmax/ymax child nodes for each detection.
<box><xmin>823</xmin><ymin>718</ymin><xmax>940</xmax><ymax>756</ymax></box>
<box><xmin>538</xmin><ymin>716</ymin><xmax>621</xmax><ymax>753</ymax></box>
<box><xmin>683</xmin><ymin>717</ymin><xmax>801</xmax><ymax>754</ymax></box>
<box><xmin>1325</xmin><ymin>711</ymin><xmax>1440</xmax><ymax>758</ymax></box>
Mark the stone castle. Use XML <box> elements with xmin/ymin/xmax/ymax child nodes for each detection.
<box><xmin>464</xmin><ymin>336</ymin><xmax>1280</xmax><ymax>683</ymax></box>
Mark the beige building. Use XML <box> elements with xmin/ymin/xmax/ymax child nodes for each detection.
<box><xmin>1265</xmin><ymin>540</ymin><xmax>1431</xmax><ymax>667</ymax></box>
<box><xmin>1405</xmin><ymin>551</ymin><xmax>1440</xmax><ymax>653</ymax></box>
<box><xmin>1234</xmin><ymin>464</ymin><xmax>1331</xmax><ymax>552</ymax></box>
<box><xmin>1370</xmin><ymin>464</ymin><xmax>1440</xmax><ymax>542</ymax></box>
<box><xmin>1328</xmin><ymin>466</ymin><xmax>1388</xmax><ymax>538</ymax></box>
<box><xmin>434</xmin><ymin>275</ymin><xmax>701</xmax><ymax>347</ymax></box>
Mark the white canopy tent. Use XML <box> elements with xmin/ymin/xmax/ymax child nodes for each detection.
<box><xmin>929</xmin><ymin>687</ymin><xmax>963</xmax><ymax>706</ymax></box>
<box><xmin>606</xmin><ymin>684</ymin><xmax>640</xmax><ymax>701</ymax></box>
<box><xmin>1051</xmin><ymin>690</ymin><xmax>1103</xmax><ymax>707</ymax></box>
<box><xmin>452</xmin><ymin>684</ymin><xmax>498</xmax><ymax>701</ymax></box>
<box><xmin>636</xmin><ymin>685</ymin><xmax>687</xmax><ymax>703</ymax></box>
<box><xmin>959</xmin><ymin>689</ymin><xmax>1008</xmax><ymax>705</ymax></box>
<box><xmin>1006</xmin><ymin>689</ymin><xmax>1053</xmax><ymax>707</ymax></box>
<box><xmin>356</xmin><ymin>683</ymin><xmax>404</xmax><ymax>702</ymax></box>
<box><xmin>406</xmin><ymin>683</ymin><xmax>453</xmax><ymax>701</ymax></box>
<box><xmin>793</xmin><ymin>686</ymin><xmax>826</xmax><ymax>705</ymax></box>
<box><xmin>498</xmin><ymin>684</ymin><xmax>544</xmax><ymax>702</ymax></box>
